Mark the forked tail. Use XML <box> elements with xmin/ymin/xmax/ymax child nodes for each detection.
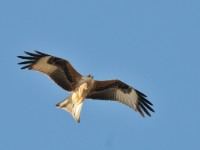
<box><xmin>55</xmin><ymin>96</ymin><xmax>83</xmax><ymax>123</ymax></box>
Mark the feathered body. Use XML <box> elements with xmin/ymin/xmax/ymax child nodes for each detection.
<box><xmin>56</xmin><ymin>76</ymin><xmax>95</xmax><ymax>123</ymax></box>
<box><xmin>18</xmin><ymin>51</ymin><xmax>154</xmax><ymax>123</ymax></box>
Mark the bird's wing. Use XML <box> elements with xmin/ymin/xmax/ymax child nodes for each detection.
<box><xmin>17</xmin><ymin>51</ymin><xmax>82</xmax><ymax>91</ymax></box>
<box><xmin>87</xmin><ymin>80</ymin><xmax>154</xmax><ymax>117</ymax></box>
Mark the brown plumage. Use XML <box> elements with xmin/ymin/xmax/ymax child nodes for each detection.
<box><xmin>18</xmin><ymin>51</ymin><xmax>154</xmax><ymax>123</ymax></box>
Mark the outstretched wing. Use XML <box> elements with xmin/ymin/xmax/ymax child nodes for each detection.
<box><xmin>87</xmin><ymin>80</ymin><xmax>154</xmax><ymax>117</ymax></box>
<box><xmin>17</xmin><ymin>51</ymin><xmax>82</xmax><ymax>91</ymax></box>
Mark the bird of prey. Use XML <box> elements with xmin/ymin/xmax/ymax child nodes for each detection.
<box><xmin>18</xmin><ymin>51</ymin><xmax>154</xmax><ymax>123</ymax></box>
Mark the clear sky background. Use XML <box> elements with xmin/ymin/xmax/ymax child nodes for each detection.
<box><xmin>0</xmin><ymin>0</ymin><xmax>200</xmax><ymax>150</ymax></box>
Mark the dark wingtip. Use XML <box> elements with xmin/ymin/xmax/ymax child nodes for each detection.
<box><xmin>137</xmin><ymin>106</ymin><xmax>145</xmax><ymax>117</ymax></box>
<box><xmin>34</xmin><ymin>50</ymin><xmax>42</xmax><ymax>54</ymax></box>
<box><xmin>34</xmin><ymin>50</ymin><xmax>49</xmax><ymax>56</ymax></box>
<box><xmin>140</xmin><ymin>98</ymin><xmax>155</xmax><ymax>113</ymax></box>
<box><xmin>17</xmin><ymin>51</ymin><xmax>37</xmax><ymax>69</ymax></box>
<box><xmin>18</xmin><ymin>61</ymin><xmax>35</xmax><ymax>65</ymax></box>
<box><xmin>143</xmin><ymin>98</ymin><xmax>153</xmax><ymax>106</ymax></box>
<box><xmin>24</xmin><ymin>51</ymin><xmax>40</xmax><ymax>57</ymax></box>
<box><xmin>135</xmin><ymin>90</ymin><xmax>155</xmax><ymax>117</ymax></box>
<box><xmin>24</xmin><ymin>51</ymin><xmax>30</xmax><ymax>55</ymax></box>
<box><xmin>20</xmin><ymin>65</ymin><xmax>31</xmax><ymax>69</ymax></box>
<box><xmin>136</xmin><ymin>90</ymin><xmax>147</xmax><ymax>97</ymax></box>
<box><xmin>17</xmin><ymin>55</ymin><xmax>35</xmax><ymax>60</ymax></box>
<box><xmin>17</xmin><ymin>51</ymin><xmax>50</xmax><ymax>70</ymax></box>
<box><xmin>140</xmin><ymin>104</ymin><xmax>151</xmax><ymax>117</ymax></box>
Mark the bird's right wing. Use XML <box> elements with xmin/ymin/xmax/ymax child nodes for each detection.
<box><xmin>18</xmin><ymin>51</ymin><xmax>82</xmax><ymax>92</ymax></box>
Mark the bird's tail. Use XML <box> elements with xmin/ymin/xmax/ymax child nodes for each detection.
<box><xmin>55</xmin><ymin>95</ymin><xmax>83</xmax><ymax>123</ymax></box>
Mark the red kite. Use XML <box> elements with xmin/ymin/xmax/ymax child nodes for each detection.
<box><xmin>18</xmin><ymin>51</ymin><xmax>154</xmax><ymax>123</ymax></box>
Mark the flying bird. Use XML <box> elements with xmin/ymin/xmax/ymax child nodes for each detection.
<box><xmin>18</xmin><ymin>51</ymin><xmax>154</xmax><ymax>123</ymax></box>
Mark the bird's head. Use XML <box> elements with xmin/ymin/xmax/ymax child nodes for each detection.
<box><xmin>87</xmin><ymin>74</ymin><xmax>94</xmax><ymax>79</ymax></box>
<box><xmin>80</xmin><ymin>74</ymin><xmax>94</xmax><ymax>84</ymax></box>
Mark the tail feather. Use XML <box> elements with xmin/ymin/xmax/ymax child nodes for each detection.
<box><xmin>56</xmin><ymin>96</ymin><xmax>83</xmax><ymax>123</ymax></box>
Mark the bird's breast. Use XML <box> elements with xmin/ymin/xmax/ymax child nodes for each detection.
<box><xmin>72</xmin><ymin>81</ymin><xmax>94</xmax><ymax>104</ymax></box>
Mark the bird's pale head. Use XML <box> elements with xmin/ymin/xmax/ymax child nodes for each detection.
<box><xmin>80</xmin><ymin>75</ymin><xmax>94</xmax><ymax>84</ymax></box>
<box><xmin>87</xmin><ymin>74</ymin><xmax>94</xmax><ymax>79</ymax></box>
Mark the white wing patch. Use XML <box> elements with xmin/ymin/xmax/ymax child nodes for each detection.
<box><xmin>30</xmin><ymin>56</ymin><xmax>57</xmax><ymax>74</ymax></box>
<box><xmin>116</xmin><ymin>89</ymin><xmax>139</xmax><ymax>110</ymax></box>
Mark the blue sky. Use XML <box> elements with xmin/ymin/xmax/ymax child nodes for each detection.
<box><xmin>0</xmin><ymin>0</ymin><xmax>200</xmax><ymax>149</ymax></box>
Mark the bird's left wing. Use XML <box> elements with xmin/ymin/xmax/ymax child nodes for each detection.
<box><xmin>17</xmin><ymin>51</ymin><xmax>82</xmax><ymax>92</ymax></box>
<box><xmin>87</xmin><ymin>80</ymin><xmax>154</xmax><ymax>117</ymax></box>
